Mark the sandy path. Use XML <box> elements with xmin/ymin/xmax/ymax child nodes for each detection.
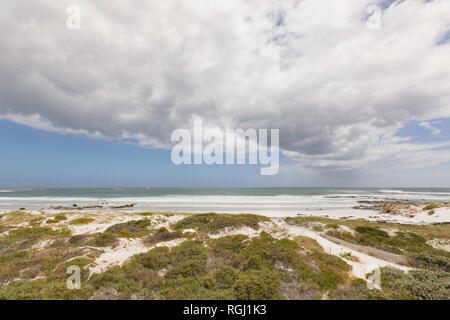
<box><xmin>272</xmin><ymin>219</ymin><xmax>412</xmax><ymax>279</ymax></box>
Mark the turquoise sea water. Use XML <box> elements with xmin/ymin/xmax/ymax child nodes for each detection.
<box><xmin>1</xmin><ymin>188</ymin><xmax>449</xmax><ymax>213</ymax></box>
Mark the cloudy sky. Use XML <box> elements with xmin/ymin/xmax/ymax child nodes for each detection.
<box><xmin>1</xmin><ymin>0</ymin><xmax>450</xmax><ymax>187</ymax></box>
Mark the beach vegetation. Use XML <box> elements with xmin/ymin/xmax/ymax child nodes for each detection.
<box><xmin>2</xmin><ymin>210</ymin><xmax>31</xmax><ymax>220</ymax></box>
<box><xmin>233</xmin><ymin>269</ymin><xmax>281</xmax><ymax>299</ymax></box>
<box><xmin>376</xmin><ymin>267</ymin><xmax>450</xmax><ymax>300</ymax></box>
<box><xmin>423</xmin><ymin>204</ymin><xmax>440</xmax><ymax>211</ymax></box>
<box><xmin>173</xmin><ymin>213</ymin><xmax>270</xmax><ymax>234</ymax></box>
<box><xmin>340</xmin><ymin>252</ymin><xmax>360</xmax><ymax>262</ymax></box>
<box><xmin>1</xmin><ymin>211</ymin><xmax>449</xmax><ymax>300</ymax></box>
<box><xmin>294</xmin><ymin>236</ymin><xmax>324</xmax><ymax>252</ymax></box>
<box><xmin>68</xmin><ymin>233</ymin><xmax>119</xmax><ymax>247</ymax></box>
<box><xmin>46</xmin><ymin>214</ymin><xmax>67</xmax><ymax>224</ymax></box>
<box><xmin>326</xmin><ymin>225</ymin><xmax>434</xmax><ymax>255</ymax></box>
<box><xmin>408</xmin><ymin>252</ymin><xmax>450</xmax><ymax>273</ymax></box>
<box><xmin>104</xmin><ymin>219</ymin><xmax>152</xmax><ymax>238</ymax></box>
<box><xmin>69</xmin><ymin>217</ymin><xmax>95</xmax><ymax>225</ymax></box>
<box><xmin>142</xmin><ymin>227</ymin><xmax>183</xmax><ymax>245</ymax></box>
<box><xmin>87</xmin><ymin>232</ymin><xmax>351</xmax><ymax>299</ymax></box>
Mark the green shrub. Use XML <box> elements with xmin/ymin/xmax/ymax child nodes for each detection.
<box><xmin>143</xmin><ymin>228</ymin><xmax>182</xmax><ymax>245</ymax></box>
<box><xmin>0</xmin><ymin>278</ymin><xmax>93</xmax><ymax>300</ymax></box>
<box><xmin>170</xmin><ymin>240</ymin><xmax>208</xmax><ymax>261</ymax></box>
<box><xmin>90</xmin><ymin>233</ymin><xmax>119</xmax><ymax>247</ymax></box>
<box><xmin>213</xmin><ymin>266</ymin><xmax>239</xmax><ymax>289</ymax></box>
<box><xmin>173</xmin><ymin>213</ymin><xmax>269</xmax><ymax>234</ymax></box>
<box><xmin>243</xmin><ymin>254</ymin><xmax>264</xmax><ymax>270</ymax></box>
<box><xmin>313</xmin><ymin>269</ymin><xmax>344</xmax><ymax>291</ymax></box>
<box><xmin>208</xmin><ymin>235</ymin><xmax>248</xmax><ymax>258</ymax></box>
<box><xmin>166</xmin><ymin>259</ymin><xmax>207</xmax><ymax>279</ymax></box>
<box><xmin>68</xmin><ymin>234</ymin><xmax>89</xmax><ymax>245</ymax></box>
<box><xmin>69</xmin><ymin>218</ymin><xmax>95</xmax><ymax>225</ymax></box>
<box><xmin>409</xmin><ymin>252</ymin><xmax>450</xmax><ymax>272</ymax></box>
<box><xmin>68</xmin><ymin>233</ymin><xmax>118</xmax><ymax>247</ymax></box>
<box><xmin>355</xmin><ymin>226</ymin><xmax>389</xmax><ymax>238</ymax></box>
<box><xmin>307</xmin><ymin>251</ymin><xmax>351</xmax><ymax>290</ymax></box>
<box><xmin>46</xmin><ymin>214</ymin><xmax>67</xmax><ymax>224</ymax></box>
<box><xmin>105</xmin><ymin>219</ymin><xmax>152</xmax><ymax>238</ymax></box>
<box><xmin>0</xmin><ymin>227</ymin><xmax>71</xmax><ymax>254</ymax></box>
<box><xmin>423</xmin><ymin>204</ymin><xmax>440</xmax><ymax>211</ymax></box>
<box><xmin>90</xmin><ymin>265</ymin><xmax>141</xmax><ymax>298</ymax></box>
<box><xmin>328</xmin><ymin>226</ymin><xmax>431</xmax><ymax>255</ymax></box>
<box><xmin>157</xmin><ymin>277</ymin><xmax>207</xmax><ymax>300</ymax></box>
<box><xmin>379</xmin><ymin>267</ymin><xmax>450</xmax><ymax>300</ymax></box>
<box><xmin>339</xmin><ymin>252</ymin><xmax>360</xmax><ymax>262</ymax></box>
<box><xmin>294</xmin><ymin>236</ymin><xmax>323</xmax><ymax>252</ymax></box>
<box><xmin>238</xmin><ymin>232</ymin><xmax>302</xmax><ymax>270</ymax></box>
<box><xmin>312</xmin><ymin>225</ymin><xmax>324</xmax><ymax>232</ymax></box>
<box><xmin>134</xmin><ymin>246</ymin><xmax>172</xmax><ymax>270</ymax></box>
<box><xmin>233</xmin><ymin>269</ymin><xmax>281</xmax><ymax>300</ymax></box>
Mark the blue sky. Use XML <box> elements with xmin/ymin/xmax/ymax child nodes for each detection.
<box><xmin>397</xmin><ymin>118</ymin><xmax>450</xmax><ymax>143</ymax></box>
<box><xmin>2</xmin><ymin>118</ymin><xmax>450</xmax><ymax>188</ymax></box>
<box><xmin>0</xmin><ymin>120</ymin><xmax>294</xmax><ymax>188</ymax></box>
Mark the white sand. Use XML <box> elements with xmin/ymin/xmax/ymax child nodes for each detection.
<box><xmin>427</xmin><ymin>238</ymin><xmax>450</xmax><ymax>252</ymax></box>
<box><xmin>89</xmin><ymin>237</ymin><xmax>186</xmax><ymax>275</ymax></box>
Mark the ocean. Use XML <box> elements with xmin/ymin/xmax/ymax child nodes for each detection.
<box><xmin>1</xmin><ymin>188</ymin><xmax>450</xmax><ymax>213</ymax></box>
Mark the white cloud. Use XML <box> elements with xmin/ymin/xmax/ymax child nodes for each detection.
<box><xmin>419</xmin><ymin>121</ymin><xmax>441</xmax><ymax>136</ymax></box>
<box><xmin>0</xmin><ymin>0</ymin><xmax>450</xmax><ymax>176</ymax></box>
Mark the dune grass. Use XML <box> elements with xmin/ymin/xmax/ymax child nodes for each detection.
<box><xmin>173</xmin><ymin>213</ymin><xmax>271</xmax><ymax>234</ymax></box>
<box><xmin>69</xmin><ymin>218</ymin><xmax>95</xmax><ymax>225</ymax></box>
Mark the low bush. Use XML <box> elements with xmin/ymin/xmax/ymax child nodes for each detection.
<box><xmin>355</xmin><ymin>226</ymin><xmax>389</xmax><ymax>238</ymax></box>
<box><xmin>142</xmin><ymin>227</ymin><xmax>182</xmax><ymax>245</ymax></box>
<box><xmin>105</xmin><ymin>219</ymin><xmax>152</xmax><ymax>238</ymax></box>
<box><xmin>234</xmin><ymin>269</ymin><xmax>281</xmax><ymax>299</ymax></box>
<box><xmin>46</xmin><ymin>214</ymin><xmax>67</xmax><ymax>224</ymax></box>
<box><xmin>423</xmin><ymin>204</ymin><xmax>440</xmax><ymax>211</ymax></box>
<box><xmin>69</xmin><ymin>218</ymin><xmax>95</xmax><ymax>225</ymax></box>
<box><xmin>213</xmin><ymin>266</ymin><xmax>239</xmax><ymax>289</ymax></box>
<box><xmin>294</xmin><ymin>236</ymin><xmax>323</xmax><ymax>252</ymax></box>
<box><xmin>328</xmin><ymin>226</ymin><xmax>430</xmax><ymax>255</ymax></box>
<box><xmin>208</xmin><ymin>234</ymin><xmax>248</xmax><ymax>258</ymax></box>
<box><xmin>379</xmin><ymin>267</ymin><xmax>450</xmax><ymax>300</ymax></box>
<box><xmin>340</xmin><ymin>252</ymin><xmax>360</xmax><ymax>262</ymax></box>
<box><xmin>173</xmin><ymin>213</ymin><xmax>270</xmax><ymax>234</ymax></box>
<box><xmin>409</xmin><ymin>252</ymin><xmax>450</xmax><ymax>273</ymax></box>
<box><xmin>90</xmin><ymin>233</ymin><xmax>119</xmax><ymax>247</ymax></box>
<box><xmin>68</xmin><ymin>233</ymin><xmax>118</xmax><ymax>247</ymax></box>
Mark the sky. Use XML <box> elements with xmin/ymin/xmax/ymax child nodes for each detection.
<box><xmin>1</xmin><ymin>0</ymin><xmax>450</xmax><ymax>188</ymax></box>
